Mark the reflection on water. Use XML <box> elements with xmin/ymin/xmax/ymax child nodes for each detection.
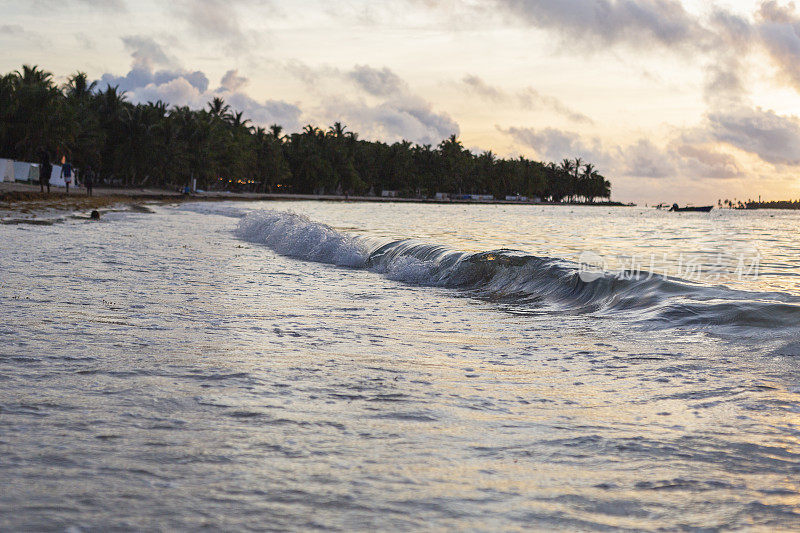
<box><xmin>0</xmin><ymin>202</ymin><xmax>799</xmax><ymax>530</ymax></box>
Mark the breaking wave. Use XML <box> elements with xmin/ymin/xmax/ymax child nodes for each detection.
<box><xmin>235</xmin><ymin>209</ymin><xmax>367</xmax><ymax>267</ymax></box>
<box><xmin>235</xmin><ymin>210</ymin><xmax>800</xmax><ymax>336</ymax></box>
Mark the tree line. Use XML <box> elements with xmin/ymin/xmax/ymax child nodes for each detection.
<box><xmin>0</xmin><ymin>65</ymin><xmax>612</xmax><ymax>201</ymax></box>
<box><xmin>723</xmin><ymin>199</ymin><xmax>800</xmax><ymax>210</ymax></box>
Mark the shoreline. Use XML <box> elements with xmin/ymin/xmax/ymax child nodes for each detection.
<box><xmin>0</xmin><ymin>181</ymin><xmax>630</xmax><ymax>219</ymax></box>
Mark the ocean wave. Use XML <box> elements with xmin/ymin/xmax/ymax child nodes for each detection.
<box><xmin>235</xmin><ymin>209</ymin><xmax>800</xmax><ymax>333</ymax></box>
<box><xmin>235</xmin><ymin>210</ymin><xmax>368</xmax><ymax>267</ymax></box>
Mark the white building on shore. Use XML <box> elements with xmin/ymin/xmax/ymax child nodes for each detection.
<box><xmin>0</xmin><ymin>158</ymin><xmax>78</xmax><ymax>187</ymax></box>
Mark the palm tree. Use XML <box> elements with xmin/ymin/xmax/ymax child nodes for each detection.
<box><xmin>14</xmin><ymin>65</ymin><xmax>53</xmax><ymax>87</ymax></box>
<box><xmin>0</xmin><ymin>63</ymin><xmax>617</xmax><ymax>200</ymax></box>
<box><xmin>8</xmin><ymin>65</ymin><xmax>63</xmax><ymax>159</ymax></box>
<box><xmin>327</xmin><ymin>121</ymin><xmax>347</xmax><ymax>138</ymax></box>
<box><xmin>559</xmin><ymin>158</ymin><xmax>574</xmax><ymax>176</ymax></box>
<box><xmin>558</xmin><ymin>159</ymin><xmax>575</xmax><ymax>201</ymax></box>
<box><xmin>571</xmin><ymin>157</ymin><xmax>583</xmax><ymax>201</ymax></box>
<box><xmin>207</xmin><ymin>97</ymin><xmax>231</xmax><ymax>119</ymax></box>
<box><xmin>64</xmin><ymin>73</ymin><xmax>93</xmax><ymax>103</ymax></box>
<box><xmin>64</xmin><ymin>72</ymin><xmax>97</xmax><ymax>101</ymax></box>
<box><xmin>438</xmin><ymin>134</ymin><xmax>469</xmax><ymax>193</ymax></box>
<box><xmin>228</xmin><ymin>110</ymin><xmax>250</xmax><ymax>130</ymax></box>
<box><xmin>580</xmin><ymin>162</ymin><xmax>594</xmax><ymax>202</ymax></box>
<box><xmin>302</xmin><ymin>124</ymin><xmax>322</xmax><ymax>138</ymax></box>
<box><xmin>95</xmin><ymin>85</ymin><xmax>127</xmax><ymax>114</ymax></box>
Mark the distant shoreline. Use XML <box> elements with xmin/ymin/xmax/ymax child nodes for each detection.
<box><xmin>0</xmin><ymin>182</ymin><xmax>631</xmax><ymax>216</ymax></box>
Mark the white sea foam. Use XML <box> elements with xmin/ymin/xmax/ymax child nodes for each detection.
<box><xmin>235</xmin><ymin>210</ymin><xmax>368</xmax><ymax>267</ymax></box>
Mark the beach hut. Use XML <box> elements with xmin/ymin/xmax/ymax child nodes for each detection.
<box><xmin>0</xmin><ymin>158</ymin><xmax>14</xmax><ymax>182</ymax></box>
<box><xmin>50</xmin><ymin>165</ymin><xmax>64</xmax><ymax>187</ymax></box>
<box><xmin>13</xmin><ymin>161</ymin><xmax>33</xmax><ymax>182</ymax></box>
<box><xmin>470</xmin><ymin>194</ymin><xmax>494</xmax><ymax>201</ymax></box>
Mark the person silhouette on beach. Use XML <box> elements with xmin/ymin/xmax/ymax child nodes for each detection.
<box><xmin>61</xmin><ymin>160</ymin><xmax>73</xmax><ymax>194</ymax></box>
<box><xmin>84</xmin><ymin>165</ymin><xmax>94</xmax><ymax>196</ymax></box>
<box><xmin>39</xmin><ymin>149</ymin><xmax>51</xmax><ymax>194</ymax></box>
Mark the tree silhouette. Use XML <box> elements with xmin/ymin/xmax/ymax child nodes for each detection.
<box><xmin>0</xmin><ymin>64</ymin><xmax>614</xmax><ymax>201</ymax></box>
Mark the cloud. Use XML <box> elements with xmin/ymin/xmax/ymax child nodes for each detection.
<box><xmin>462</xmin><ymin>75</ymin><xmax>504</xmax><ymax>101</ymax></box>
<box><xmin>622</xmin><ymin>138</ymin><xmax>677</xmax><ymax>178</ymax></box>
<box><xmin>699</xmin><ymin>9</ymin><xmax>757</xmax><ymax>109</ymax></box>
<box><xmin>100</xmin><ymin>42</ymin><xmax>456</xmax><ymax>141</ymax></box>
<box><xmin>0</xmin><ymin>24</ymin><xmax>25</xmax><ymax>35</ymax></box>
<box><xmin>132</xmin><ymin>77</ymin><xmax>205</xmax><ymax>108</ymax></box>
<box><xmin>518</xmin><ymin>88</ymin><xmax>593</xmax><ymax>124</ymax></box>
<box><xmin>284</xmin><ymin>60</ymin><xmax>326</xmax><ymax>86</ymax></box>
<box><xmin>502</xmin><ymin>109</ymin><xmax>800</xmax><ymax>179</ymax></box>
<box><xmin>756</xmin><ymin>1</ymin><xmax>800</xmax><ymax>92</ymax></box>
<box><xmin>101</xmin><ymin>66</ymin><xmax>209</xmax><ymax>94</ymax></box>
<box><xmin>337</xmin><ymin>67</ymin><xmax>459</xmax><ymax>144</ymax></box>
<box><xmin>223</xmin><ymin>91</ymin><xmax>302</xmax><ymax>130</ymax></box>
<box><xmin>490</xmin><ymin>0</ymin><xmax>800</xmax><ymax>102</ymax></box>
<box><xmin>121</xmin><ymin>35</ymin><xmax>175</xmax><ymax>69</ymax></box>
<box><xmin>100</xmin><ymin>36</ymin><xmax>208</xmax><ymax>93</ymax></box>
<box><xmin>120</xmin><ymin>74</ymin><xmax>302</xmax><ymax>131</ymax></box>
<box><xmin>76</xmin><ymin>0</ymin><xmax>126</xmax><ymax>10</ymax></box>
<box><xmin>219</xmin><ymin>69</ymin><xmax>248</xmax><ymax>92</ymax></box>
<box><xmin>500</xmin><ymin>125</ymin><xmax>743</xmax><ymax>180</ymax></box>
<box><xmin>99</xmin><ymin>40</ymin><xmax>302</xmax><ymax>131</ymax></box>
<box><xmin>687</xmin><ymin>5</ymin><xmax>800</xmax><ymax>169</ymax></box>
<box><xmin>30</xmin><ymin>0</ymin><xmax>126</xmax><ymax>11</ymax></box>
<box><xmin>500</xmin><ymin>126</ymin><xmax>612</xmax><ymax>166</ymax></box>
<box><xmin>288</xmin><ymin>62</ymin><xmax>410</xmax><ymax>99</ymax></box>
<box><xmin>494</xmin><ymin>0</ymin><xmax>706</xmax><ymax>50</ymax></box>
<box><xmin>707</xmin><ymin>106</ymin><xmax>800</xmax><ymax>166</ymax></box>
<box><xmin>170</xmin><ymin>0</ymin><xmax>273</xmax><ymax>52</ymax></box>
<box><xmin>348</xmin><ymin>65</ymin><xmax>408</xmax><ymax>97</ymax></box>
<box><xmin>173</xmin><ymin>0</ymin><xmax>242</xmax><ymax>42</ymax></box>
<box><xmin>0</xmin><ymin>24</ymin><xmax>49</xmax><ymax>46</ymax></box>
<box><xmin>322</xmin><ymin>95</ymin><xmax>459</xmax><ymax>145</ymax></box>
<box><xmin>74</xmin><ymin>32</ymin><xmax>96</xmax><ymax>50</ymax></box>
<box><xmin>282</xmin><ymin>61</ymin><xmax>459</xmax><ymax>144</ymax></box>
<box><xmin>462</xmin><ymin>75</ymin><xmax>593</xmax><ymax>124</ymax></box>
<box><xmin>489</xmin><ymin>0</ymin><xmax>800</xmax><ymax>171</ymax></box>
<box><xmin>675</xmin><ymin>144</ymin><xmax>741</xmax><ymax>179</ymax></box>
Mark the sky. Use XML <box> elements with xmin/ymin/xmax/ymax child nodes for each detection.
<box><xmin>2</xmin><ymin>0</ymin><xmax>800</xmax><ymax>204</ymax></box>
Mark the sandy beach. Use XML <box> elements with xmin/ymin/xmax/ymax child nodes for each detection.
<box><xmin>0</xmin><ymin>181</ymin><xmax>628</xmax><ymax>223</ymax></box>
<box><xmin>0</xmin><ymin>182</ymin><xmax>182</xmax><ymax>221</ymax></box>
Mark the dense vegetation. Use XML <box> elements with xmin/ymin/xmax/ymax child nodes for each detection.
<box><xmin>1</xmin><ymin>65</ymin><xmax>612</xmax><ymax>201</ymax></box>
<box><xmin>741</xmin><ymin>200</ymin><xmax>800</xmax><ymax>210</ymax></box>
<box><xmin>714</xmin><ymin>198</ymin><xmax>800</xmax><ymax>210</ymax></box>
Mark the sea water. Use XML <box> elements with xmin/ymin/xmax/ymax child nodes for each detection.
<box><xmin>1</xmin><ymin>201</ymin><xmax>799</xmax><ymax>531</ymax></box>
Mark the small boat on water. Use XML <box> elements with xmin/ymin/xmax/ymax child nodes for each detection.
<box><xmin>669</xmin><ymin>203</ymin><xmax>713</xmax><ymax>212</ymax></box>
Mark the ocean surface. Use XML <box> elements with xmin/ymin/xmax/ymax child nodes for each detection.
<box><xmin>1</xmin><ymin>201</ymin><xmax>800</xmax><ymax>531</ymax></box>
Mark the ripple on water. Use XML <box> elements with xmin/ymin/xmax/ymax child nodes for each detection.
<box><xmin>2</xmin><ymin>203</ymin><xmax>800</xmax><ymax>531</ymax></box>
